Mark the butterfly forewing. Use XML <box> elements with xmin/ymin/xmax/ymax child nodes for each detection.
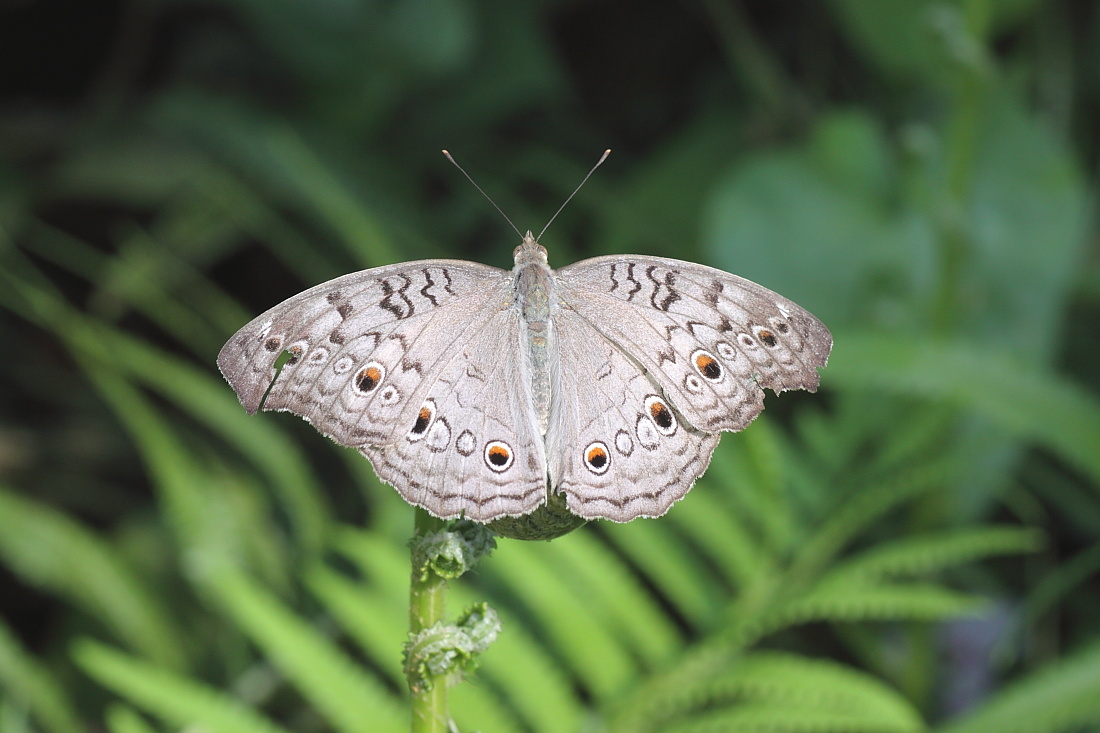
<box><xmin>363</xmin><ymin>306</ymin><xmax>548</xmax><ymax>521</ymax></box>
<box><xmin>217</xmin><ymin>260</ymin><xmax>508</xmax><ymax>447</ymax></box>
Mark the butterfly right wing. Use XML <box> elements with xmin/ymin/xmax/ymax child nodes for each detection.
<box><xmin>217</xmin><ymin>260</ymin><xmax>510</xmax><ymax>448</ymax></box>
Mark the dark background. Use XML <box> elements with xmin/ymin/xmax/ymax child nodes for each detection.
<box><xmin>2</xmin><ymin>1</ymin><xmax>1099</xmax><ymax>731</ymax></box>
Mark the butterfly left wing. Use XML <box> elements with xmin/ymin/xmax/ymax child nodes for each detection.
<box><xmin>554</xmin><ymin>255</ymin><xmax>832</xmax><ymax>435</ymax></box>
<box><xmin>547</xmin><ymin>308</ymin><xmax>720</xmax><ymax>521</ymax></box>
<box><xmin>361</xmin><ymin>306</ymin><xmax>548</xmax><ymax>521</ymax></box>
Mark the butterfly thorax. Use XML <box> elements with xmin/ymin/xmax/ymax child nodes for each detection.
<box><xmin>513</xmin><ymin>231</ymin><xmax>554</xmax><ymax>436</ymax></box>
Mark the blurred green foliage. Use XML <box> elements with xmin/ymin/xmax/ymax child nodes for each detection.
<box><xmin>2</xmin><ymin>0</ymin><xmax>1099</xmax><ymax>731</ymax></box>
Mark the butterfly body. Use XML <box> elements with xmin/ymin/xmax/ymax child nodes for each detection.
<box><xmin>513</xmin><ymin>233</ymin><xmax>555</xmax><ymax>434</ymax></box>
<box><xmin>218</xmin><ymin>232</ymin><xmax>831</xmax><ymax>535</ymax></box>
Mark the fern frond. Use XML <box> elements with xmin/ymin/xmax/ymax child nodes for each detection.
<box><xmin>202</xmin><ymin>567</ymin><xmax>406</xmax><ymax>733</ymax></box>
<box><xmin>936</xmin><ymin>641</ymin><xmax>1100</xmax><ymax>733</ymax></box>
<box><xmin>788</xmin><ymin>456</ymin><xmax>963</xmax><ymax>582</ymax></box>
<box><xmin>601</xmin><ymin>518</ymin><xmax>722</xmax><ymax>622</ymax></box>
<box><xmin>821</xmin><ymin>527</ymin><xmax>1042</xmax><ymax>584</ymax></box>
<box><xmin>307</xmin><ymin>559</ymin><xmax>527</xmax><ymax>732</ymax></box>
<box><xmin>75</xmin><ymin>640</ymin><xmax>291</xmax><ymax>733</ymax></box>
<box><xmin>545</xmin><ymin>529</ymin><xmax>681</xmax><ymax>665</ymax></box>
<box><xmin>105</xmin><ymin>705</ymin><xmax>161</xmax><ymax>733</ymax></box>
<box><xmin>0</xmin><ymin>486</ymin><xmax>185</xmax><ymax>671</ymax></box>
<box><xmin>92</xmin><ymin>325</ymin><xmax>330</xmax><ymax>556</ymax></box>
<box><xmin>449</xmin><ymin>579</ymin><xmax>587</xmax><ymax>733</ymax></box>
<box><xmin>734</xmin><ymin>583</ymin><xmax>983</xmax><ymax>644</ymax></box>
<box><xmin>605</xmin><ymin>643</ymin><xmax>741</xmax><ymax>732</ymax></box>
<box><xmin>701</xmin><ymin>421</ymin><xmax>797</xmax><ymax>561</ymax></box>
<box><xmin>825</xmin><ymin>335</ymin><xmax>1100</xmax><ymax>487</ymax></box>
<box><xmin>0</xmin><ymin>618</ymin><xmax>82</xmax><ymax>733</ymax></box>
<box><xmin>668</xmin><ymin>476</ymin><xmax>776</xmax><ymax>592</ymax></box>
<box><xmin>85</xmin><ymin>373</ymin><xmax>294</xmax><ymax>593</ymax></box>
<box><xmin>483</xmin><ymin>539</ymin><xmax>636</xmax><ymax>698</ymax></box>
<box><xmin>609</xmin><ymin>650</ymin><xmax>925</xmax><ymax>733</ymax></box>
<box><xmin>707</xmin><ymin>652</ymin><xmax>923</xmax><ymax>725</ymax></box>
<box><xmin>0</xmin><ymin>265</ymin><xmax>328</xmax><ymax>556</ymax></box>
<box><xmin>663</xmin><ymin>704</ymin><xmax>921</xmax><ymax>733</ymax></box>
<box><xmin>332</xmin><ymin>526</ymin><xmax>410</xmax><ymax>598</ymax></box>
<box><xmin>305</xmin><ymin>564</ymin><xmax>406</xmax><ymax>687</ymax></box>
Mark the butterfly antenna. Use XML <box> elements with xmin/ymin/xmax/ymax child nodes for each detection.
<box><xmin>538</xmin><ymin>148</ymin><xmax>611</xmax><ymax>242</ymax></box>
<box><xmin>442</xmin><ymin>150</ymin><xmax>522</xmax><ymax>239</ymax></box>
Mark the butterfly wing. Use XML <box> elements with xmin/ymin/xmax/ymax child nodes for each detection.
<box><xmin>218</xmin><ymin>260</ymin><xmax>547</xmax><ymax>520</ymax></box>
<box><xmin>362</xmin><ymin>306</ymin><xmax>548</xmax><ymax>521</ymax></box>
<box><xmin>217</xmin><ymin>260</ymin><xmax>511</xmax><ymax>448</ymax></box>
<box><xmin>554</xmin><ymin>255</ymin><xmax>832</xmax><ymax>434</ymax></box>
<box><xmin>547</xmin><ymin>308</ymin><xmax>719</xmax><ymax>521</ymax></box>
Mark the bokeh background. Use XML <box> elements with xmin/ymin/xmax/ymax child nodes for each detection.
<box><xmin>2</xmin><ymin>0</ymin><xmax>1099</xmax><ymax>731</ymax></box>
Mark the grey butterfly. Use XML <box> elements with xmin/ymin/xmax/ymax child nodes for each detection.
<box><xmin>218</xmin><ymin>229</ymin><xmax>832</xmax><ymax>539</ymax></box>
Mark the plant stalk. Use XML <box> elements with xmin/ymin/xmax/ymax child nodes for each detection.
<box><xmin>409</xmin><ymin>508</ymin><xmax>449</xmax><ymax>733</ymax></box>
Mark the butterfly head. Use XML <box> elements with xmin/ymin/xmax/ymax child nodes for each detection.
<box><xmin>514</xmin><ymin>230</ymin><xmax>549</xmax><ymax>266</ymax></box>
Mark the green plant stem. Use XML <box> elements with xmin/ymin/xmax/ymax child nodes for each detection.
<box><xmin>409</xmin><ymin>508</ymin><xmax>448</xmax><ymax>733</ymax></box>
<box><xmin>933</xmin><ymin>0</ymin><xmax>991</xmax><ymax>333</ymax></box>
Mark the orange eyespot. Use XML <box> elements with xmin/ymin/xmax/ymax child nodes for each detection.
<box><xmin>584</xmin><ymin>441</ymin><xmax>610</xmax><ymax>474</ymax></box>
<box><xmin>354</xmin><ymin>363</ymin><xmax>385</xmax><ymax>393</ymax></box>
<box><xmin>409</xmin><ymin>402</ymin><xmax>434</xmax><ymax>439</ymax></box>
<box><xmin>693</xmin><ymin>351</ymin><xmax>722</xmax><ymax>380</ymax></box>
<box><xmin>644</xmin><ymin>395</ymin><xmax>677</xmax><ymax>435</ymax></box>
<box><xmin>484</xmin><ymin>441</ymin><xmax>514</xmax><ymax>472</ymax></box>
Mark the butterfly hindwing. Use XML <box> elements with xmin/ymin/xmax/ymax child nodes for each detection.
<box><xmin>547</xmin><ymin>308</ymin><xmax>719</xmax><ymax>521</ymax></box>
<box><xmin>363</xmin><ymin>306</ymin><xmax>548</xmax><ymax>521</ymax></box>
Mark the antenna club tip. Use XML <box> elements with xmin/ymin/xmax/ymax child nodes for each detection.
<box><xmin>441</xmin><ymin>149</ymin><xmax>450</xmax><ymax>155</ymax></box>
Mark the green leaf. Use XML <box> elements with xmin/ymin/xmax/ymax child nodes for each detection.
<box><xmin>828</xmin><ymin>0</ymin><xmax>1045</xmax><ymax>83</ymax></box>
<box><xmin>665</xmin><ymin>705</ymin><xmax>922</xmax><ymax>733</ymax></box>
<box><xmin>964</xmin><ymin>95</ymin><xmax>1088</xmax><ymax>359</ymax></box>
<box><xmin>482</xmin><ymin>539</ymin><xmax>636</xmax><ymax>699</ymax></box>
<box><xmin>0</xmin><ymin>486</ymin><xmax>185</xmax><ymax>671</ymax></box>
<box><xmin>543</xmin><ymin>530</ymin><xmax>681</xmax><ymax>667</ymax></box>
<box><xmin>608</xmin><ymin>651</ymin><xmax>926</xmax><ymax>733</ymax></box>
<box><xmin>937</xmin><ymin>641</ymin><xmax>1100</xmax><ymax>733</ymax></box>
<box><xmin>75</xmin><ymin>641</ymin><xmax>291</xmax><ymax>733</ymax></box>
<box><xmin>617</xmin><ymin>651</ymin><xmax>925</xmax><ymax>733</ymax></box>
<box><xmin>105</xmin><ymin>706</ymin><xmax>162</xmax><ymax>733</ymax></box>
<box><xmin>826</xmin><ymin>333</ymin><xmax>1100</xmax><ymax>489</ymax></box>
<box><xmin>822</xmin><ymin>527</ymin><xmax>1042</xmax><ymax>583</ymax></box>
<box><xmin>0</xmin><ymin>619</ymin><xmax>82</xmax><ymax>733</ymax></box>
<box><xmin>202</xmin><ymin>567</ymin><xmax>406</xmax><ymax>733</ymax></box>
<box><xmin>700</xmin><ymin>108</ymin><xmax>928</xmax><ymax>335</ymax></box>
<box><xmin>760</xmin><ymin>583</ymin><xmax>983</xmax><ymax>636</ymax></box>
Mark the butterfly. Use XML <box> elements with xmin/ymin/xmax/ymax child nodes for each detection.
<box><xmin>218</xmin><ymin>226</ymin><xmax>831</xmax><ymax>539</ymax></box>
